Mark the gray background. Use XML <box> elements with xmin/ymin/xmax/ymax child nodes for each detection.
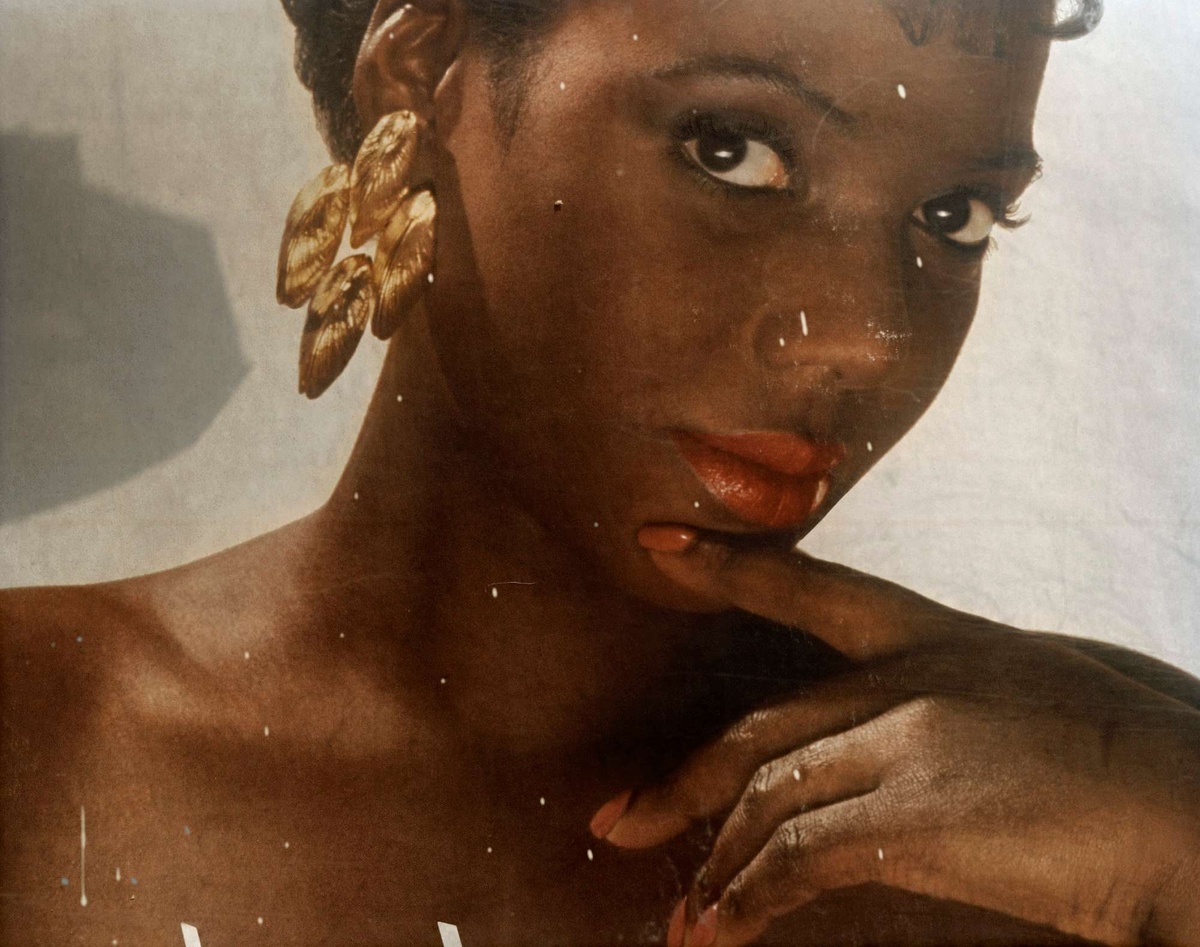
<box><xmin>2</xmin><ymin>1</ymin><xmax>1198</xmax><ymax>674</ymax></box>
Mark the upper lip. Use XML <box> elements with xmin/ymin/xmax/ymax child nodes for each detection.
<box><xmin>672</xmin><ymin>430</ymin><xmax>845</xmax><ymax>478</ymax></box>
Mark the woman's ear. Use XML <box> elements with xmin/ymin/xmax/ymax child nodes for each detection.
<box><xmin>352</xmin><ymin>0</ymin><xmax>468</xmax><ymax>131</ymax></box>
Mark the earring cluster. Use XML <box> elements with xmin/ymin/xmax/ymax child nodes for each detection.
<box><xmin>276</xmin><ymin>110</ymin><xmax>437</xmax><ymax>399</ymax></box>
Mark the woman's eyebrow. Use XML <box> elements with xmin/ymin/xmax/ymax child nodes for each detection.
<box><xmin>651</xmin><ymin>53</ymin><xmax>858</xmax><ymax>128</ymax></box>
<box><xmin>970</xmin><ymin>147</ymin><xmax>1044</xmax><ymax>176</ymax></box>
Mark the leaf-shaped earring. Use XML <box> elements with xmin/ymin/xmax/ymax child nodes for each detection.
<box><xmin>277</xmin><ymin>164</ymin><xmax>351</xmax><ymax>308</ymax></box>
<box><xmin>277</xmin><ymin>108</ymin><xmax>437</xmax><ymax>397</ymax></box>
<box><xmin>348</xmin><ymin>110</ymin><xmax>428</xmax><ymax>248</ymax></box>
<box><xmin>299</xmin><ymin>254</ymin><xmax>377</xmax><ymax>399</ymax></box>
<box><xmin>373</xmin><ymin>189</ymin><xmax>437</xmax><ymax>340</ymax></box>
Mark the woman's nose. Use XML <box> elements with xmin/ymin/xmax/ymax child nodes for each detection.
<box><xmin>750</xmin><ymin>230</ymin><xmax>912</xmax><ymax>389</ymax></box>
<box><xmin>752</xmin><ymin>306</ymin><xmax>910</xmax><ymax>387</ymax></box>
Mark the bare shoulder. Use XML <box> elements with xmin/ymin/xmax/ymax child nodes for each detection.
<box><xmin>0</xmin><ymin>521</ymin><xmax>323</xmax><ymax>765</ymax></box>
<box><xmin>1</xmin><ymin>516</ymin><xmax>416</xmax><ymax>799</ymax></box>
<box><xmin>0</xmin><ymin>579</ymin><xmax>164</xmax><ymax>924</ymax></box>
<box><xmin>1</xmin><ymin>581</ymin><xmax>150</xmax><ymax>762</ymax></box>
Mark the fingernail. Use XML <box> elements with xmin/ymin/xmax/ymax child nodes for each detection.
<box><xmin>638</xmin><ymin>525</ymin><xmax>698</xmax><ymax>554</ymax></box>
<box><xmin>667</xmin><ymin>898</ymin><xmax>687</xmax><ymax>947</ymax></box>
<box><xmin>589</xmin><ymin>789</ymin><xmax>633</xmax><ymax>839</ymax></box>
<box><xmin>688</xmin><ymin>905</ymin><xmax>719</xmax><ymax>947</ymax></box>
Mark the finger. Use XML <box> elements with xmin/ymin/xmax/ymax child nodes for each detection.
<box><xmin>601</xmin><ymin>682</ymin><xmax>896</xmax><ymax>849</ymax></box>
<box><xmin>699</xmin><ymin>795</ymin><xmax>887</xmax><ymax>947</ymax></box>
<box><xmin>689</xmin><ymin>722</ymin><xmax>884</xmax><ymax>916</ymax></box>
<box><xmin>646</xmin><ymin>538</ymin><xmax>974</xmax><ymax>661</ymax></box>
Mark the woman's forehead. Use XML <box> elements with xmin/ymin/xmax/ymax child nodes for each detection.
<box><xmin>578</xmin><ymin>0</ymin><xmax>1054</xmax><ymax>92</ymax></box>
<box><xmin>625</xmin><ymin>0</ymin><xmax>1056</xmax><ymax>58</ymax></box>
<box><xmin>879</xmin><ymin>0</ymin><xmax>1056</xmax><ymax>58</ymax></box>
<box><xmin>539</xmin><ymin>0</ymin><xmax>1051</xmax><ymax>168</ymax></box>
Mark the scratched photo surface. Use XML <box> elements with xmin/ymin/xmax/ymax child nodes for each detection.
<box><xmin>2</xmin><ymin>1</ymin><xmax>1199</xmax><ymax>945</ymax></box>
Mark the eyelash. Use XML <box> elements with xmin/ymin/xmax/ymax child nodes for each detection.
<box><xmin>669</xmin><ymin>110</ymin><xmax>799</xmax><ymax>196</ymax></box>
<box><xmin>975</xmin><ymin>191</ymin><xmax>1029</xmax><ymax>232</ymax></box>
<box><xmin>915</xmin><ymin>188</ymin><xmax>1030</xmax><ymax>259</ymax></box>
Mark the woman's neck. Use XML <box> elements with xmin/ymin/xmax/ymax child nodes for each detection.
<box><xmin>298</xmin><ymin>305</ymin><xmax>719</xmax><ymax>768</ymax></box>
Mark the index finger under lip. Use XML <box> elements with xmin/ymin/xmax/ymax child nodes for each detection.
<box><xmin>640</xmin><ymin>530</ymin><xmax>957</xmax><ymax>662</ymax></box>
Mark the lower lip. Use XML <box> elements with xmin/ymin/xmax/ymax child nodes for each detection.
<box><xmin>674</xmin><ymin>435</ymin><xmax>836</xmax><ymax>531</ymax></box>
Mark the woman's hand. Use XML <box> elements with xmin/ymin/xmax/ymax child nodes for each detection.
<box><xmin>591</xmin><ymin>540</ymin><xmax>1200</xmax><ymax>946</ymax></box>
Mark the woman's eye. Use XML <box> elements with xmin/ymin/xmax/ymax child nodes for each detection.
<box><xmin>682</xmin><ymin>128</ymin><xmax>790</xmax><ymax>190</ymax></box>
<box><xmin>913</xmin><ymin>192</ymin><xmax>997</xmax><ymax>247</ymax></box>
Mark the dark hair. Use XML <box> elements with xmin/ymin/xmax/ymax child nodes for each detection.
<box><xmin>281</xmin><ymin>0</ymin><xmax>1104</xmax><ymax>163</ymax></box>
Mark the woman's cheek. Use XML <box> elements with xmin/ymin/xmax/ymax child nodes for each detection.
<box><xmin>905</xmin><ymin>251</ymin><xmax>985</xmax><ymax>380</ymax></box>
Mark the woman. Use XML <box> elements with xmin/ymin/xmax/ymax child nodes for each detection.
<box><xmin>2</xmin><ymin>0</ymin><xmax>1198</xmax><ymax>944</ymax></box>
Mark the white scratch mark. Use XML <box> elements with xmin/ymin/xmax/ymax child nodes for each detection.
<box><xmin>779</xmin><ymin>337</ymin><xmax>786</xmax><ymax>347</ymax></box>
<box><xmin>878</xmin><ymin>848</ymin><xmax>885</xmax><ymax>860</ymax></box>
<box><xmin>559</xmin><ymin>81</ymin><xmax>566</xmax><ymax>91</ymax></box>
<box><xmin>632</xmin><ymin>33</ymin><xmax>639</xmax><ymax>41</ymax></box>
<box><xmin>793</xmin><ymin>768</ymin><xmax>801</xmax><ymax>781</ymax></box>
<box><xmin>897</xmin><ymin>84</ymin><xmax>907</xmax><ymax>99</ymax></box>
<box><xmin>800</xmin><ymin>311</ymin><xmax>809</xmax><ymax>337</ymax></box>
<box><xmin>181</xmin><ymin>923</ymin><xmax>203</xmax><ymax>947</ymax></box>
<box><xmin>439</xmin><ymin>923</ymin><xmax>465</xmax><ymax>947</ymax></box>
<box><xmin>257</xmin><ymin>917</ymin><xmax>264</xmax><ymax>926</ymax></box>
<box><xmin>264</xmin><ymin>726</ymin><xmax>270</xmax><ymax>737</ymax></box>
<box><xmin>867</xmin><ymin>442</ymin><xmax>874</xmax><ymax>453</ymax></box>
<box><xmin>539</xmin><ymin>797</ymin><xmax>546</xmax><ymax>806</ymax></box>
<box><xmin>485</xmin><ymin>580</ymin><xmax>538</xmax><ymax>598</ymax></box>
<box><xmin>587</xmin><ymin>849</ymin><xmax>594</xmax><ymax>861</ymax></box>
<box><xmin>79</xmin><ymin>806</ymin><xmax>87</xmax><ymax>907</ymax></box>
<box><xmin>115</xmin><ymin>866</ymin><xmax>120</xmax><ymax>881</ymax></box>
<box><xmin>243</xmin><ymin>651</ymin><xmax>250</xmax><ymax>660</ymax></box>
<box><xmin>916</xmin><ymin>256</ymin><xmax>924</xmax><ymax>268</ymax></box>
<box><xmin>397</xmin><ymin>394</ymin><xmax>404</xmax><ymax>403</ymax></box>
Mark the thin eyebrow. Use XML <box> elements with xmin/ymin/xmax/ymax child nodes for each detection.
<box><xmin>652</xmin><ymin>54</ymin><xmax>858</xmax><ymax>129</ymax></box>
<box><xmin>970</xmin><ymin>147</ymin><xmax>1044</xmax><ymax>176</ymax></box>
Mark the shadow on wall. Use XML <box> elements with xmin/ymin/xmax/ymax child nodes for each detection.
<box><xmin>0</xmin><ymin>133</ymin><xmax>249</xmax><ymax>523</ymax></box>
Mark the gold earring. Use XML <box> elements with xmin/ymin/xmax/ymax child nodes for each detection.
<box><xmin>277</xmin><ymin>110</ymin><xmax>437</xmax><ymax>399</ymax></box>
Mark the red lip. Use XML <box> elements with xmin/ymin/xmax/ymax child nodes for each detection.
<box><xmin>672</xmin><ymin>430</ymin><xmax>845</xmax><ymax>530</ymax></box>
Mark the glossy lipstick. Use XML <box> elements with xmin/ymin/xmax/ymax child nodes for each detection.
<box><xmin>672</xmin><ymin>430</ymin><xmax>844</xmax><ymax>530</ymax></box>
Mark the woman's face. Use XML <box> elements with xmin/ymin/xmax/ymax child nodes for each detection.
<box><xmin>429</xmin><ymin>0</ymin><xmax>1051</xmax><ymax>609</ymax></box>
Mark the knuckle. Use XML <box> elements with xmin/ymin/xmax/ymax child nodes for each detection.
<box><xmin>722</xmin><ymin>709</ymin><xmax>772</xmax><ymax>758</ymax></box>
<box><xmin>772</xmin><ymin>817</ymin><xmax>809</xmax><ymax>861</ymax></box>
<box><xmin>721</xmin><ymin>874</ymin><xmax>750</xmax><ymax>922</ymax></box>
<box><xmin>744</xmin><ymin>759</ymin><xmax>780</xmax><ymax>811</ymax></box>
<box><xmin>898</xmin><ymin>694</ymin><xmax>945</xmax><ymax>735</ymax></box>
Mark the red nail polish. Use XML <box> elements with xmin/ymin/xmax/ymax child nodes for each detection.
<box><xmin>667</xmin><ymin>898</ymin><xmax>687</xmax><ymax>947</ymax></box>
<box><xmin>589</xmin><ymin>789</ymin><xmax>632</xmax><ymax>839</ymax></box>
<box><xmin>638</xmin><ymin>526</ymin><xmax>698</xmax><ymax>554</ymax></box>
<box><xmin>689</xmin><ymin>905</ymin><xmax>719</xmax><ymax>947</ymax></box>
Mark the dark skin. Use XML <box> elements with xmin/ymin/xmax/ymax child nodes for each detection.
<box><xmin>3</xmin><ymin>1</ymin><xmax>1199</xmax><ymax>945</ymax></box>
